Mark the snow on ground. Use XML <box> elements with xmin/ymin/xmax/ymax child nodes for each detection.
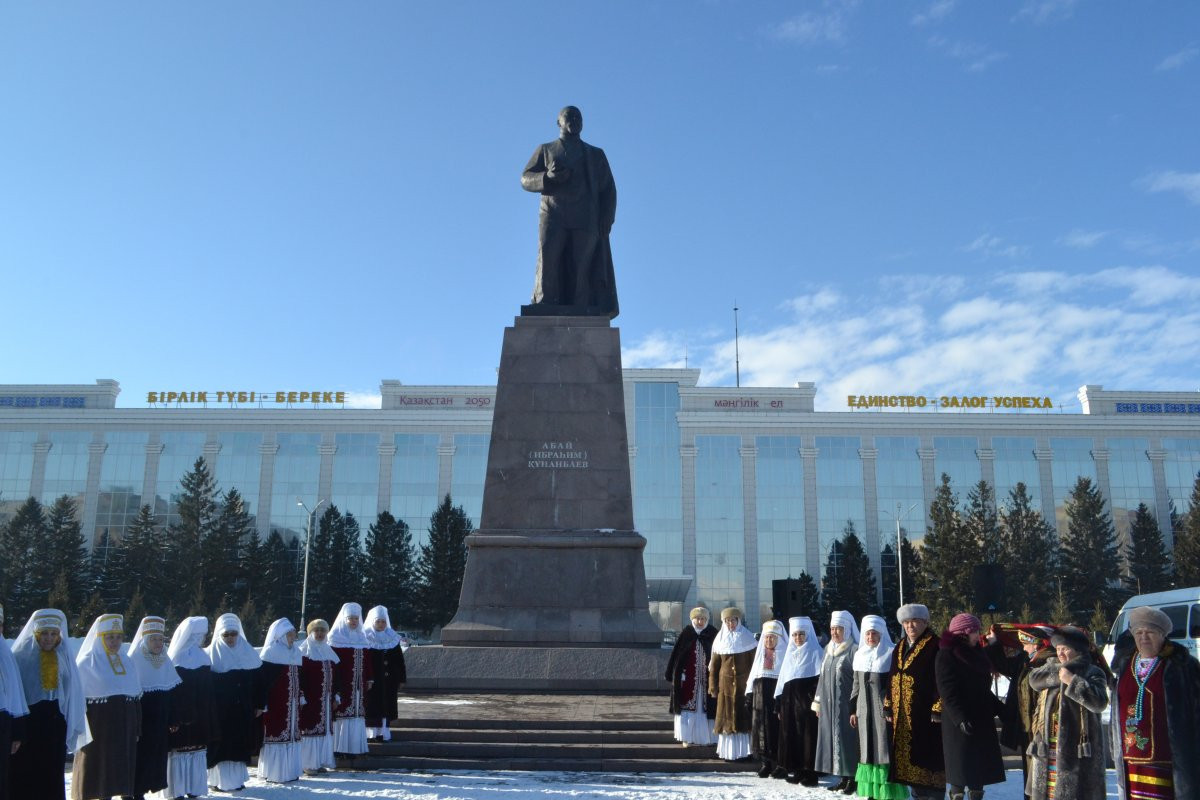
<box><xmin>64</xmin><ymin>768</ymin><xmax>1123</xmax><ymax>799</ymax></box>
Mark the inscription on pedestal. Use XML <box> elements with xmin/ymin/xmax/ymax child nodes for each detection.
<box><xmin>527</xmin><ymin>441</ymin><xmax>589</xmax><ymax>470</ymax></box>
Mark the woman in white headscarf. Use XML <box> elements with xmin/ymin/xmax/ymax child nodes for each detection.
<box><xmin>776</xmin><ymin>616</ymin><xmax>823</xmax><ymax>786</ymax></box>
<box><xmin>9</xmin><ymin>609</ymin><xmax>88</xmax><ymax>800</ymax></box>
<box><xmin>298</xmin><ymin>619</ymin><xmax>339</xmax><ymax>775</ymax></box>
<box><xmin>258</xmin><ymin>618</ymin><xmax>304</xmax><ymax>783</ymax></box>
<box><xmin>204</xmin><ymin>612</ymin><xmax>264</xmax><ymax>793</ymax></box>
<box><xmin>814</xmin><ymin>609</ymin><xmax>861</xmax><ymax>793</ymax></box>
<box><xmin>71</xmin><ymin>613</ymin><xmax>143</xmax><ymax>800</ymax></box>
<box><xmin>164</xmin><ymin>616</ymin><xmax>216</xmax><ymax>800</ymax></box>
<box><xmin>747</xmin><ymin>619</ymin><xmax>790</xmax><ymax>778</ymax></box>
<box><xmin>363</xmin><ymin>605</ymin><xmax>406</xmax><ymax>742</ymax></box>
<box><xmin>0</xmin><ymin>603</ymin><xmax>30</xmax><ymax>800</ymax></box>
<box><xmin>707</xmin><ymin>606</ymin><xmax>758</xmax><ymax>761</ymax></box>
<box><xmin>851</xmin><ymin>614</ymin><xmax>907</xmax><ymax>800</ymax></box>
<box><xmin>125</xmin><ymin>615</ymin><xmax>182</xmax><ymax>800</ymax></box>
<box><xmin>329</xmin><ymin>602</ymin><xmax>374</xmax><ymax>758</ymax></box>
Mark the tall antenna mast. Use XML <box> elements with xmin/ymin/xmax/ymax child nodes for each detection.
<box><xmin>733</xmin><ymin>303</ymin><xmax>741</xmax><ymax>388</ymax></box>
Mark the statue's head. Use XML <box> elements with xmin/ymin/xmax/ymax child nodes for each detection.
<box><xmin>557</xmin><ymin>106</ymin><xmax>583</xmax><ymax>137</ymax></box>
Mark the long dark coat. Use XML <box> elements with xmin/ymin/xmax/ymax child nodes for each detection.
<box><xmin>133</xmin><ymin>687</ymin><xmax>178</xmax><ymax>795</ymax></box>
<box><xmin>886</xmin><ymin>628</ymin><xmax>945</xmax><ymax>789</ymax></box>
<box><xmin>365</xmin><ymin>644</ymin><xmax>406</xmax><ymax>727</ymax></box>
<box><xmin>1026</xmin><ymin>654</ymin><xmax>1108</xmax><ymax>800</ymax></box>
<box><xmin>708</xmin><ymin>649</ymin><xmax>755</xmax><ymax>735</ymax></box>
<box><xmin>776</xmin><ymin>676</ymin><xmax>819</xmax><ymax>775</ymax></box>
<box><xmin>666</xmin><ymin>624</ymin><xmax>717</xmax><ymax>717</ymax></box>
<box><xmin>1108</xmin><ymin>635</ymin><xmax>1200</xmax><ymax>800</ymax></box>
<box><xmin>207</xmin><ymin>666</ymin><xmax>266</xmax><ymax>767</ymax></box>
<box><xmin>935</xmin><ymin>634</ymin><xmax>1005</xmax><ymax>789</ymax></box>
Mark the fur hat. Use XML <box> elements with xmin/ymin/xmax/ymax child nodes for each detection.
<box><xmin>720</xmin><ymin>607</ymin><xmax>743</xmax><ymax>622</ymax></box>
<box><xmin>1050</xmin><ymin>625</ymin><xmax>1091</xmax><ymax>654</ymax></box>
<box><xmin>896</xmin><ymin>603</ymin><xmax>930</xmax><ymax>623</ymax></box>
<box><xmin>306</xmin><ymin>618</ymin><xmax>329</xmax><ymax>634</ymax></box>
<box><xmin>1128</xmin><ymin>606</ymin><xmax>1172</xmax><ymax>637</ymax></box>
<box><xmin>689</xmin><ymin>607</ymin><xmax>710</xmax><ymax>622</ymax></box>
<box><xmin>948</xmin><ymin>613</ymin><xmax>981</xmax><ymax>635</ymax></box>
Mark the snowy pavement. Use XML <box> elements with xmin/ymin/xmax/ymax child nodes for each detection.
<box><xmin>65</xmin><ymin>767</ymin><xmax>1122</xmax><ymax>799</ymax></box>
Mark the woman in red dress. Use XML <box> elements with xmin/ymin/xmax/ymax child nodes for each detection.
<box><xmin>328</xmin><ymin>603</ymin><xmax>373</xmax><ymax>758</ymax></box>
<box><xmin>257</xmin><ymin>618</ymin><xmax>303</xmax><ymax>783</ymax></box>
<box><xmin>298</xmin><ymin>619</ymin><xmax>339</xmax><ymax>775</ymax></box>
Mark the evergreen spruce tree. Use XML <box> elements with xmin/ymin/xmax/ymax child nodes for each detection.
<box><xmin>315</xmin><ymin>506</ymin><xmax>363</xmax><ymax>621</ymax></box>
<box><xmin>202</xmin><ymin>488</ymin><xmax>253</xmax><ymax>612</ymax></box>
<box><xmin>0</xmin><ymin>497</ymin><xmax>46</xmax><ymax>625</ymax></box>
<box><xmin>125</xmin><ymin>587</ymin><xmax>147</xmax><ymax>627</ymax></box>
<box><xmin>1060</xmin><ymin>477</ymin><xmax>1121</xmax><ymax>620</ymax></box>
<box><xmin>89</xmin><ymin>531</ymin><xmax>121</xmax><ymax>611</ymax></box>
<box><xmin>1049</xmin><ymin>583</ymin><xmax>1073</xmax><ymax>626</ymax></box>
<box><xmin>998</xmin><ymin>483</ymin><xmax>1058</xmax><ymax>620</ymax></box>
<box><xmin>111</xmin><ymin>505</ymin><xmax>165</xmax><ymax>611</ymax></box>
<box><xmin>38</xmin><ymin>496</ymin><xmax>91</xmax><ymax>614</ymax></box>
<box><xmin>74</xmin><ymin>591</ymin><xmax>105</xmax><ymax>637</ymax></box>
<box><xmin>1173</xmin><ymin>473</ymin><xmax>1200</xmax><ymax>586</ymax></box>
<box><xmin>918</xmin><ymin>474</ymin><xmax>979</xmax><ymax>622</ymax></box>
<box><xmin>164</xmin><ymin>458</ymin><xmax>220</xmax><ymax>615</ymax></box>
<box><xmin>821</xmin><ymin>539</ymin><xmax>845</xmax><ymax>614</ymax></box>
<box><xmin>964</xmin><ymin>480</ymin><xmax>1002</xmax><ymax>564</ymax></box>
<box><xmin>362</xmin><ymin>511</ymin><xmax>417</xmax><ymax>625</ymax></box>
<box><xmin>241</xmin><ymin>527</ymin><xmax>267</xmax><ymax>604</ymax></box>
<box><xmin>305</xmin><ymin>508</ymin><xmax>338</xmax><ymax>620</ymax></box>
<box><xmin>260</xmin><ymin>530</ymin><xmax>300</xmax><ymax>623</ymax></box>
<box><xmin>822</xmin><ymin>521</ymin><xmax>878</xmax><ymax>619</ymax></box>
<box><xmin>880</xmin><ymin>532</ymin><xmax>922</xmax><ymax>619</ymax></box>
<box><xmin>414</xmin><ymin>495</ymin><xmax>473</xmax><ymax>633</ymax></box>
<box><xmin>1126</xmin><ymin>503</ymin><xmax>1170</xmax><ymax>594</ymax></box>
<box><xmin>791</xmin><ymin>571</ymin><xmax>825</xmax><ymax>632</ymax></box>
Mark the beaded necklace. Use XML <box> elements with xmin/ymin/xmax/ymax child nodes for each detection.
<box><xmin>1127</xmin><ymin>655</ymin><xmax>1159</xmax><ymax>726</ymax></box>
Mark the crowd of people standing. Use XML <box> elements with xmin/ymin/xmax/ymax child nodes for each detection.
<box><xmin>667</xmin><ymin>603</ymin><xmax>1200</xmax><ymax>800</ymax></box>
<box><xmin>0</xmin><ymin>601</ymin><xmax>406</xmax><ymax>800</ymax></box>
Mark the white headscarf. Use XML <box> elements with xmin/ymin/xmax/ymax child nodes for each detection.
<box><xmin>126</xmin><ymin>616</ymin><xmax>182</xmax><ymax>692</ymax></box>
<box><xmin>852</xmin><ymin>614</ymin><xmax>896</xmax><ymax>674</ymax></box>
<box><xmin>205</xmin><ymin>613</ymin><xmax>262</xmax><ymax>673</ymax></box>
<box><xmin>167</xmin><ymin>617</ymin><xmax>212</xmax><ymax>670</ymax></box>
<box><xmin>828</xmin><ymin>609</ymin><xmax>861</xmax><ymax>648</ymax></box>
<box><xmin>745</xmin><ymin>620</ymin><xmax>790</xmax><ymax>693</ymax></box>
<box><xmin>0</xmin><ymin>605</ymin><xmax>29</xmax><ymax>719</ymax></box>
<box><xmin>11</xmin><ymin>609</ymin><xmax>90</xmax><ymax>752</ymax></box>
<box><xmin>297</xmin><ymin>621</ymin><xmax>339</xmax><ymax>664</ymax></box>
<box><xmin>364</xmin><ymin>605</ymin><xmax>402</xmax><ymax>650</ymax></box>
<box><xmin>329</xmin><ymin>603</ymin><xmax>368</xmax><ymax>649</ymax></box>
<box><xmin>712</xmin><ymin>609</ymin><xmax>758</xmax><ymax>656</ymax></box>
<box><xmin>259</xmin><ymin>618</ymin><xmax>302</xmax><ymax>666</ymax></box>
<box><xmin>774</xmin><ymin>616</ymin><xmax>824</xmax><ymax>697</ymax></box>
<box><xmin>75</xmin><ymin>614</ymin><xmax>142</xmax><ymax>700</ymax></box>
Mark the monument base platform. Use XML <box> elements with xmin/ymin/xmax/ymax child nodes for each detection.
<box><xmin>404</xmin><ymin>644</ymin><xmax>671</xmax><ymax>692</ymax></box>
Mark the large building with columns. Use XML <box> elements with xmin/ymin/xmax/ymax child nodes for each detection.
<box><xmin>2</xmin><ymin>373</ymin><xmax>1199</xmax><ymax>631</ymax></box>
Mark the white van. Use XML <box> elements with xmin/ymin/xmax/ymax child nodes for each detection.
<box><xmin>1102</xmin><ymin>587</ymin><xmax>1200</xmax><ymax>663</ymax></box>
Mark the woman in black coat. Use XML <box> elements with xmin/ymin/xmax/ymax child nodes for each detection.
<box><xmin>935</xmin><ymin>613</ymin><xmax>1005</xmax><ymax>800</ymax></box>
<box><xmin>665</xmin><ymin>607</ymin><xmax>718</xmax><ymax>745</ymax></box>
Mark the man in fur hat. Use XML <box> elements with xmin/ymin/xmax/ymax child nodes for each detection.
<box><xmin>985</xmin><ymin>622</ymin><xmax>1057</xmax><ymax>796</ymax></box>
<box><xmin>884</xmin><ymin>603</ymin><xmax>945</xmax><ymax>800</ymax></box>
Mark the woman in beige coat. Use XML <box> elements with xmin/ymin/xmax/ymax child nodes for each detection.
<box><xmin>708</xmin><ymin>607</ymin><xmax>757</xmax><ymax>760</ymax></box>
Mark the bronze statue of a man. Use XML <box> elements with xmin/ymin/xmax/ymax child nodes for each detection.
<box><xmin>521</xmin><ymin>106</ymin><xmax>618</xmax><ymax>319</ymax></box>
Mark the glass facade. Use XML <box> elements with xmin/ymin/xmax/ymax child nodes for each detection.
<box><xmin>95</xmin><ymin>431</ymin><xmax>148</xmax><ymax>549</ymax></box>
<box><xmin>391</xmin><ymin>433</ymin><xmax>440</xmax><ymax>547</ymax></box>
<box><xmin>694</xmin><ymin>435</ymin><xmax>744</xmax><ymax>613</ymax></box>
<box><xmin>1164</xmin><ymin>438</ymin><xmax>1200</xmax><ymax>518</ymax></box>
<box><xmin>815</xmin><ymin>436</ymin><xmax>864</xmax><ymax>581</ymax></box>
<box><xmin>331</xmin><ymin>433</ymin><xmax>380</xmax><ymax>527</ymax></box>
<box><xmin>1050</xmin><ymin>437</ymin><xmax>1098</xmax><ymax>535</ymax></box>
<box><xmin>993</xmin><ymin>436</ymin><xmax>1040</xmax><ymax>510</ymax></box>
<box><xmin>450</xmin><ymin>433</ymin><xmax>489</xmax><ymax>528</ymax></box>
<box><xmin>1106</xmin><ymin>437</ymin><xmax>1157</xmax><ymax>541</ymax></box>
<box><xmin>934</xmin><ymin>436</ymin><xmax>981</xmax><ymax>492</ymax></box>
<box><xmin>634</xmin><ymin>382</ymin><xmax>683</xmax><ymax>577</ymax></box>
<box><xmin>42</xmin><ymin>431</ymin><xmax>92</xmax><ymax>508</ymax></box>
<box><xmin>154</xmin><ymin>432</ymin><xmax>207</xmax><ymax>528</ymax></box>
<box><xmin>271</xmin><ymin>433</ymin><xmax>321</xmax><ymax>541</ymax></box>
<box><xmin>755</xmin><ymin>436</ymin><xmax>804</xmax><ymax>621</ymax></box>
<box><xmin>215</xmin><ymin>432</ymin><xmax>262</xmax><ymax>525</ymax></box>
<box><xmin>0</xmin><ymin>431</ymin><xmax>36</xmax><ymax>521</ymax></box>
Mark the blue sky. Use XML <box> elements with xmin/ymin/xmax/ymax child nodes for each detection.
<box><xmin>2</xmin><ymin>1</ymin><xmax>1197</xmax><ymax>411</ymax></box>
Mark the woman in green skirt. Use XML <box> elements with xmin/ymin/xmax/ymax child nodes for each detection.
<box><xmin>851</xmin><ymin>615</ymin><xmax>908</xmax><ymax>800</ymax></box>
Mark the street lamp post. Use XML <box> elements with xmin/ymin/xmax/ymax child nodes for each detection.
<box><xmin>882</xmin><ymin>502</ymin><xmax>920</xmax><ymax>607</ymax></box>
<box><xmin>297</xmin><ymin>497</ymin><xmax>327</xmax><ymax>627</ymax></box>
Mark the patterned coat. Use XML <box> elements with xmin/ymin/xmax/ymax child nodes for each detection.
<box><xmin>1026</xmin><ymin>655</ymin><xmax>1108</xmax><ymax>800</ymax></box>
<box><xmin>666</xmin><ymin>624</ymin><xmax>717</xmax><ymax>717</ymax></box>
<box><xmin>885</xmin><ymin>628</ymin><xmax>945</xmax><ymax>790</ymax></box>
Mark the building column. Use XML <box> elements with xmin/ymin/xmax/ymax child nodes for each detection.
<box><xmin>29</xmin><ymin>440</ymin><xmax>51</xmax><ymax>502</ymax></box>
<box><xmin>1091</xmin><ymin>445</ymin><xmax>1119</xmax><ymax>560</ymax></box>
<box><xmin>976</xmin><ymin>447</ymin><xmax>996</xmax><ymax>504</ymax></box>
<box><xmin>918</xmin><ymin>443</ymin><xmax>938</xmax><ymax>523</ymax></box>
<box><xmin>801</xmin><ymin>443</ymin><xmax>820</xmax><ymax>579</ymax></box>
<box><xmin>437</xmin><ymin>437</ymin><xmax>455</xmax><ymax>502</ymax></box>
<box><xmin>1034</xmin><ymin>441</ymin><xmax>1056</xmax><ymax>526</ymax></box>
<box><xmin>740</xmin><ymin>442</ymin><xmax>760</xmax><ymax>629</ymax></box>
<box><xmin>377</xmin><ymin>441</ymin><xmax>396</xmax><ymax>517</ymax></box>
<box><xmin>257</xmin><ymin>440</ymin><xmax>278</xmax><ymax>538</ymax></box>
<box><xmin>1146</xmin><ymin>446</ymin><xmax>1173</xmax><ymax>550</ymax></box>
<box><xmin>83</xmin><ymin>439</ymin><xmax>107</xmax><ymax>549</ymax></box>
<box><xmin>318</xmin><ymin>439</ymin><xmax>337</xmax><ymax>510</ymax></box>
<box><xmin>142</xmin><ymin>441</ymin><xmax>164</xmax><ymax>511</ymax></box>
<box><xmin>859</xmin><ymin>445</ymin><xmax>881</xmax><ymax>601</ymax></box>
<box><xmin>680</xmin><ymin>442</ymin><xmax>698</xmax><ymax>609</ymax></box>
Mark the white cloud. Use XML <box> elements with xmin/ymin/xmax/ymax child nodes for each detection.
<box><xmin>1156</xmin><ymin>45</ymin><xmax>1198</xmax><ymax>72</ymax></box>
<box><xmin>928</xmin><ymin>36</ymin><xmax>1007</xmax><ymax>72</ymax></box>
<box><xmin>1059</xmin><ymin>229</ymin><xmax>1109</xmax><ymax>249</ymax></box>
<box><xmin>622</xmin><ymin>330</ymin><xmax>694</xmax><ymax>370</ymax></box>
<box><xmin>1013</xmin><ymin>0</ymin><xmax>1078</xmax><ymax>25</ymax></box>
<box><xmin>912</xmin><ymin>0</ymin><xmax>956</xmax><ymax>27</ymax></box>
<box><xmin>625</xmin><ymin>267</ymin><xmax>1200</xmax><ymax>411</ymax></box>
<box><xmin>770</xmin><ymin>1</ymin><xmax>859</xmax><ymax>45</ymax></box>
<box><xmin>341</xmin><ymin>391</ymin><xmax>381</xmax><ymax>409</ymax></box>
<box><xmin>1139</xmin><ymin>170</ymin><xmax>1200</xmax><ymax>205</ymax></box>
<box><xmin>962</xmin><ymin>233</ymin><xmax>1029</xmax><ymax>259</ymax></box>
